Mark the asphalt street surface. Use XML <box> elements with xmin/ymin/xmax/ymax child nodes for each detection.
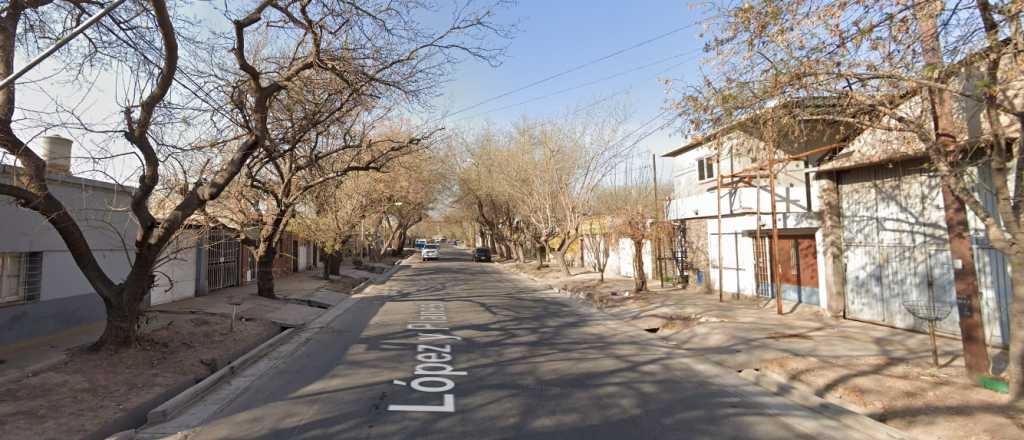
<box><xmin>178</xmin><ymin>246</ymin><xmax>873</xmax><ymax>440</ymax></box>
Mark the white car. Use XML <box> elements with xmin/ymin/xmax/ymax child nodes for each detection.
<box><xmin>421</xmin><ymin>244</ymin><xmax>440</xmax><ymax>261</ymax></box>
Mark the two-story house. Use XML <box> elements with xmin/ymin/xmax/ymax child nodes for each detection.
<box><xmin>664</xmin><ymin>102</ymin><xmax>854</xmax><ymax>309</ymax></box>
<box><xmin>665</xmin><ymin>90</ymin><xmax>1016</xmax><ymax>346</ymax></box>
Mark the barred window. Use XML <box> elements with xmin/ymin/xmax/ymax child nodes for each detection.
<box><xmin>0</xmin><ymin>252</ymin><xmax>42</xmax><ymax>304</ymax></box>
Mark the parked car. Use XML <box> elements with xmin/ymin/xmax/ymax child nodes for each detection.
<box><xmin>421</xmin><ymin>244</ymin><xmax>440</xmax><ymax>261</ymax></box>
<box><xmin>415</xmin><ymin>238</ymin><xmax>427</xmax><ymax>249</ymax></box>
<box><xmin>472</xmin><ymin>247</ymin><xmax>492</xmax><ymax>262</ymax></box>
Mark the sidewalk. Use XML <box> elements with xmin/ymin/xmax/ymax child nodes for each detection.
<box><xmin>156</xmin><ymin>271</ymin><xmax>338</xmax><ymax>328</ymax></box>
<box><xmin>0</xmin><ymin>268</ymin><xmax>367</xmax><ymax>440</ymax></box>
<box><xmin>0</xmin><ymin>270</ymin><xmax>333</xmax><ymax>385</ymax></box>
<box><xmin>502</xmin><ymin>262</ymin><xmax>1022</xmax><ymax>440</ymax></box>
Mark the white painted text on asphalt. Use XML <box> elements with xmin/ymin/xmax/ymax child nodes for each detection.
<box><xmin>388</xmin><ymin>302</ymin><xmax>466</xmax><ymax>413</ymax></box>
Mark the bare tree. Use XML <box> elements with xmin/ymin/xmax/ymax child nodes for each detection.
<box><xmin>452</xmin><ymin>106</ymin><xmax>627</xmax><ymax>273</ymax></box>
<box><xmin>0</xmin><ymin>0</ymin><xmax>509</xmax><ymax>348</ymax></box>
<box><xmin>291</xmin><ymin>169</ymin><xmax>387</xmax><ymax>278</ymax></box>
<box><xmin>581</xmin><ymin>217</ymin><xmax>611</xmax><ymax>282</ymax></box>
<box><xmin>683</xmin><ymin>0</ymin><xmax>1024</xmax><ymax>400</ymax></box>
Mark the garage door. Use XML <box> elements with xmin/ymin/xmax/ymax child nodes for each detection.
<box><xmin>839</xmin><ymin>164</ymin><xmax>960</xmax><ymax>335</ymax></box>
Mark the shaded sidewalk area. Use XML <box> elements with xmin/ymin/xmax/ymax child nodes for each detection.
<box><xmin>0</xmin><ymin>270</ymin><xmax>344</xmax><ymax>384</ymax></box>
<box><xmin>0</xmin><ymin>269</ymin><xmax>370</xmax><ymax>440</ymax></box>
<box><xmin>504</xmin><ymin>262</ymin><xmax>1022</xmax><ymax>440</ymax></box>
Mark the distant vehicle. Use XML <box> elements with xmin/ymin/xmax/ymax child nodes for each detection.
<box><xmin>472</xmin><ymin>247</ymin><xmax>492</xmax><ymax>262</ymax></box>
<box><xmin>414</xmin><ymin>239</ymin><xmax>427</xmax><ymax>249</ymax></box>
<box><xmin>421</xmin><ymin>244</ymin><xmax>440</xmax><ymax>261</ymax></box>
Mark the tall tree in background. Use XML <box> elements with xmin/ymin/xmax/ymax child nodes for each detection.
<box><xmin>452</xmin><ymin>107</ymin><xmax>627</xmax><ymax>273</ymax></box>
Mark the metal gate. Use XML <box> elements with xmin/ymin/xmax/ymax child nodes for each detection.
<box><xmin>207</xmin><ymin>230</ymin><xmax>240</xmax><ymax>291</ymax></box>
<box><xmin>753</xmin><ymin>234</ymin><xmax>772</xmax><ymax>298</ymax></box>
<box><xmin>838</xmin><ymin>163</ymin><xmax>1012</xmax><ymax>343</ymax></box>
<box><xmin>672</xmin><ymin>222</ymin><xmax>689</xmax><ymax>284</ymax></box>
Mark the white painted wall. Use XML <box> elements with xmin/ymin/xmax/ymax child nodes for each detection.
<box><xmin>707</xmin><ymin>215</ymin><xmax>758</xmax><ymax>296</ymax></box>
<box><xmin>297</xmin><ymin>241</ymin><xmax>309</xmax><ymax>271</ymax></box>
<box><xmin>616</xmin><ymin>238</ymin><xmax>653</xmax><ymax>279</ymax></box>
<box><xmin>671</xmin><ymin>144</ymin><xmax>716</xmax><ymax>200</ymax></box>
<box><xmin>1</xmin><ymin>165</ymin><xmax>136</xmax><ymax>302</ymax></box>
<box><xmin>151</xmin><ymin>231</ymin><xmax>200</xmax><ymax>306</ymax></box>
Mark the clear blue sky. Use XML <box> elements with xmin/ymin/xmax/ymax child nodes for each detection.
<box><xmin>435</xmin><ymin>0</ymin><xmax>707</xmax><ymax>162</ymax></box>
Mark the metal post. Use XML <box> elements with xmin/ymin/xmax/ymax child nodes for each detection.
<box><xmin>929</xmin><ymin>321</ymin><xmax>940</xmax><ymax>367</ymax></box>
<box><xmin>768</xmin><ymin>139</ymin><xmax>784</xmax><ymax>315</ymax></box>
<box><xmin>756</xmin><ymin>159</ymin><xmax>763</xmax><ymax>298</ymax></box>
<box><xmin>716</xmin><ymin>148</ymin><xmax>724</xmax><ymax>302</ymax></box>
<box><xmin>359</xmin><ymin>219</ymin><xmax>365</xmax><ymax>259</ymax></box>
<box><xmin>652</xmin><ymin>154</ymin><xmax>664</xmax><ymax>288</ymax></box>
<box><xmin>0</xmin><ymin>0</ymin><xmax>129</xmax><ymax>90</ymax></box>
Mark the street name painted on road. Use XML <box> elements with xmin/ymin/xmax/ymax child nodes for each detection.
<box><xmin>388</xmin><ymin>302</ymin><xmax>466</xmax><ymax>413</ymax></box>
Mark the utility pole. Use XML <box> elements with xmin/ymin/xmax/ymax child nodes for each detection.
<box><xmin>914</xmin><ymin>0</ymin><xmax>990</xmax><ymax>377</ymax></box>
<box><xmin>652</xmin><ymin>153</ymin><xmax>664</xmax><ymax>288</ymax></box>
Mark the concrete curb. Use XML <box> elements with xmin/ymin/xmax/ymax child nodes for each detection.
<box><xmin>496</xmin><ymin>264</ymin><xmax>918</xmax><ymax>440</ymax></box>
<box><xmin>0</xmin><ymin>352</ymin><xmax>68</xmax><ymax>385</ymax></box>
<box><xmin>145</xmin><ymin>327</ymin><xmax>296</xmax><ymax>424</ymax></box>
<box><xmin>340</xmin><ymin>256</ymin><xmax>407</xmax><ymax>297</ymax></box>
<box><xmin>739</xmin><ymin>369</ymin><xmax>917</xmax><ymax>440</ymax></box>
<box><xmin>135</xmin><ymin>255</ymin><xmax>412</xmax><ymax>437</ymax></box>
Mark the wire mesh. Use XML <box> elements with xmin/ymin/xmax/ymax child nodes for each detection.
<box><xmin>901</xmin><ymin>298</ymin><xmax>955</xmax><ymax>322</ymax></box>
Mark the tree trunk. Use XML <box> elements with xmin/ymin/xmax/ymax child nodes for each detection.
<box><xmin>941</xmin><ymin>185</ymin><xmax>992</xmax><ymax>376</ymax></box>
<box><xmin>91</xmin><ymin>252</ymin><xmax>158</xmax><ymax>350</ymax></box>
<box><xmin>915</xmin><ymin>0</ymin><xmax>991</xmax><ymax>378</ymax></box>
<box><xmin>631</xmin><ymin>238</ymin><xmax>647</xmax><ymax>293</ymax></box>
<box><xmin>322</xmin><ymin>252</ymin><xmax>331</xmax><ymax>280</ymax></box>
<box><xmin>592</xmin><ymin>236</ymin><xmax>608</xmax><ymax>283</ymax></box>
<box><xmin>256</xmin><ymin>246</ymin><xmax>277</xmax><ymax>299</ymax></box>
<box><xmin>93</xmin><ymin>295</ymin><xmax>143</xmax><ymax>349</ymax></box>
<box><xmin>553</xmin><ymin>241</ymin><xmax>572</xmax><ymax>276</ymax></box>
<box><xmin>1009</xmin><ymin>251</ymin><xmax>1024</xmax><ymax>403</ymax></box>
<box><xmin>392</xmin><ymin>227</ymin><xmax>408</xmax><ymax>256</ymax></box>
<box><xmin>535</xmin><ymin>242</ymin><xmax>547</xmax><ymax>269</ymax></box>
<box><xmin>817</xmin><ymin>172</ymin><xmax>846</xmax><ymax>318</ymax></box>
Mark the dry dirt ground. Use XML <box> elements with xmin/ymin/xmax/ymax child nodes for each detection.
<box><xmin>0</xmin><ymin>313</ymin><xmax>278</xmax><ymax>440</ymax></box>
<box><xmin>328</xmin><ymin>273</ymin><xmax>365</xmax><ymax>291</ymax></box>
<box><xmin>762</xmin><ymin>356</ymin><xmax>1024</xmax><ymax>440</ymax></box>
<box><xmin>502</xmin><ymin>261</ymin><xmax>1024</xmax><ymax>440</ymax></box>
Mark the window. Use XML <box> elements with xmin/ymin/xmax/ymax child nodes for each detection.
<box><xmin>697</xmin><ymin>156</ymin><xmax>716</xmax><ymax>181</ymax></box>
<box><xmin>0</xmin><ymin>252</ymin><xmax>41</xmax><ymax>304</ymax></box>
<box><xmin>790</xmin><ymin>241</ymin><xmax>799</xmax><ymax>276</ymax></box>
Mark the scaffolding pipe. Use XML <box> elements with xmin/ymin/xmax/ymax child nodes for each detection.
<box><xmin>755</xmin><ymin>156</ymin><xmax>763</xmax><ymax>297</ymax></box>
<box><xmin>652</xmin><ymin>153</ymin><xmax>664</xmax><ymax>288</ymax></box>
<box><xmin>768</xmin><ymin>140</ymin><xmax>784</xmax><ymax>315</ymax></box>
<box><xmin>716</xmin><ymin>148</ymin><xmax>724</xmax><ymax>302</ymax></box>
<box><xmin>0</xmin><ymin>0</ymin><xmax>129</xmax><ymax>90</ymax></box>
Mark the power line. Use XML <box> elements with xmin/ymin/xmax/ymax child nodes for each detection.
<box><xmin>445</xmin><ymin>23</ymin><xmax>698</xmax><ymax>119</ymax></box>
<box><xmin>611</xmin><ymin>109</ymin><xmax>670</xmax><ymax>152</ymax></box>
<box><xmin>455</xmin><ymin>49</ymin><xmax>697</xmax><ymax>122</ymax></box>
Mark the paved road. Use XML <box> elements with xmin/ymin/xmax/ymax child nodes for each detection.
<box><xmin>165</xmin><ymin>246</ymin><xmax>874</xmax><ymax>440</ymax></box>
